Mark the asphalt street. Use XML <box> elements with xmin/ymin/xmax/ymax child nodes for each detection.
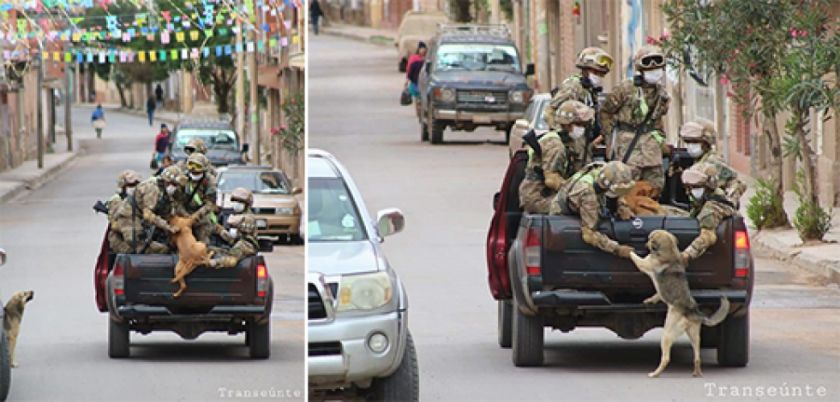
<box><xmin>310</xmin><ymin>34</ymin><xmax>840</xmax><ymax>401</ymax></box>
<box><xmin>0</xmin><ymin>106</ymin><xmax>304</xmax><ymax>401</ymax></box>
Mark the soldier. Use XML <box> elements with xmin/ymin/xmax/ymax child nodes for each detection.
<box><xmin>209</xmin><ymin>215</ymin><xmax>259</xmax><ymax>269</ymax></box>
<box><xmin>179</xmin><ymin>153</ymin><xmax>219</xmax><ymax>243</ymax></box>
<box><xmin>601</xmin><ymin>45</ymin><xmax>671</xmax><ymax>195</ymax></box>
<box><xmin>112</xmin><ymin>165</ymin><xmax>185</xmax><ymax>254</ymax></box>
<box><xmin>215</xmin><ymin>187</ymin><xmax>255</xmax><ymax>245</ymax></box>
<box><xmin>107</xmin><ymin>170</ymin><xmax>142</xmax><ymax>253</ymax></box>
<box><xmin>545</xmin><ymin>47</ymin><xmax>614</xmax><ymax>160</ymax></box>
<box><xmin>680</xmin><ymin>162</ymin><xmax>739</xmax><ymax>261</ymax></box>
<box><xmin>549</xmin><ymin>161</ymin><xmax>636</xmax><ymax>258</ymax></box>
<box><xmin>520</xmin><ymin>100</ymin><xmax>595</xmax><ymax>213</ymax></box>
<box><xmin>178</xmin><ymin>137</ymin><xmax>218</xmax><ymax>177</ymax></box>
<box><xmin>679</xmin><ymin>120</ymin><xmax>747</xmax><ymax>207</ymax></box>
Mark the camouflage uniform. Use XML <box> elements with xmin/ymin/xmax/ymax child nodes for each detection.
<box><xmin>111</xmin><ymin>168</ymin><xmax>183</xmax><ymax>254</ymax></box>
<box><xmin>680</xmin><ymin>120</ymin><xmax>747</xmax><ymax>207</ymax></box>
<box><xmin>107</xmin><ymin>170</ymin><xmax>143</xmax><ymax>254</ymax></box>
<box><xmin>209</xmin><ymin>215</ymin><xmax>258</xmax><ymax>269</ymax></box>
<box><xmin>549</xmin><ymin>161</ymin><xmax>636</xmax><ymax>257</ymax></box>
<box><xmin>681</xmin><ymin>162</ymin><xmax>739</xmax><ymax>260</ymax></box>
<box><xmin>179</xmin><ymin>153</ymin><xmax>219</xmax><ymax>243</ymax></box>
<box><xmin>177</xmin><ymin>138</ymin><xmax>218</xmax><ymax>177</ymax></box>
<box><xmin>519</xmin><ymin>132</ymin><xmax>567</xmax><ymax>213</ymax></box>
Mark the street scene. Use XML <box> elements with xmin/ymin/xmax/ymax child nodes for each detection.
<box><xmin>1</xmin><ymin>1</ymin><xmax>305</xmax><ymax>401</ymax></box>
<box><xmin>309</xmin><ymin>0</ymin><xmax>840</xmax><ymax>399</ymax></box>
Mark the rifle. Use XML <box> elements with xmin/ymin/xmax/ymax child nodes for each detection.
<box><xmin>93</xmin><ymin>200</ymin><xmax>109</xmax><ymax>215</ymax></box>
<box><xmin>522</xmin><ymin>129</ymin><xmax>542</xmax><ymax>158</ymax></box>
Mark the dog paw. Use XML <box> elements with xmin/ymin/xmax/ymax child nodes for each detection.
<box><xmin>692</xmin><ymin>370</ymin><xmax>703</xmax><ymax>378</ymax></box>
<box><xmin>643</xmin><ymin>296</ymin><xmax>660</xmax><ymax>305</ymax></box>
<box><xmin>647</xmin><ymin>371</ymin><xmax>660</xmax><ymax>378</ymax></box>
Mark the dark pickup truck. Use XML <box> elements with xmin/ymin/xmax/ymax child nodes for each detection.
<box><xmin>487</xmin><ymin>150</ymin><xmax>753</xmax><ymax>367</ymax></box>
<box><xmin>94</xmin><ymin>231</ymin><xmax>274</xmax><ymax>359</ymax></box>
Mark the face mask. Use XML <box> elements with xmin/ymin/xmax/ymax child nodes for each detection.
<box><xmin>166</xmin><ymin>184</ymin><xmax>177</xmax><ymax>196</ymax></box>
<box><xmin>125</xmin><ymin>187</ymin><xmax>136</xmax><ymax>197</ymax></box>
<box><xmin>588</xmin><ymin>74</ymin><xmax>602</xmax><ymax>88</ymax></box>
<box><xmin>644</xmin><ymin>69</ymin><xmax>664</xmax><ymax>84</ymax></box>
<box><xmin>232</xmin><ymin>202</ymin><xmax>245</xmax><ymax>213</ymax></box>
<box><xmin>690</xmin><ymin>188</ymin><xmax>705</xmax><ymax>200</ymax></box>
<box><xmin>686</xmin><ymin>143</ymin><xmax>704</xmax><ymax>157</ymax></box>
<box><xmin>228</xmin><ymin>228</ymin><xmax>238</xmax><ymax>238</ymax></box>
<box><xmin>189</xmin><ymin>172</ymin><xmax>203</xmax><ymax>182</ymax></box>
<box><xmin>570</xmin><ymin>125</ymin><xmax>586</xmax><ymax>139</ymax></box>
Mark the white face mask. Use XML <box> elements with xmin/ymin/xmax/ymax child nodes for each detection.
<box><xmin>587</xmin><ymin>74</ymin><xmax>602</xmax><ymax>88</ymax></box>
<box><xmin>690</xmin><ymin>188</ymin><xmax>705</xmax><ymax>200</ymax></box>
<box><xmin>125</xmin><ymin>187</ymin><xmax>136</xmax><ymax>197</ymax></box>
<box><xmin>189</xmin><ymin>172</ymin><xmax>203</xmax><ymax>182</ymax></box>
<box><xmin>570</xmin><ymin>125</ymin><xmax>586</xmax><ymax>139</ymax></box>
<box><xmin>686</xmin><ymin>143</ymin><xmax>704</xmax><ymax>157</ymax></box>
<box><xmin>644</xmin><ymin>69</ymin><xmax>664</xmax><ymax>84</ymax></box>
<box><xmin>228</xmin><ymin>228</ymin><xmax>238</xmax><ymax>238</ymax></box>
<box><xmin>232</xmin><ymin>201</ymin><xmax>245</xmax><ymax>213</ymax></box>
<box><xmin>166</xmin><ymin>184</ymin><xmax>177</xmax><ymax>196</ymax></box>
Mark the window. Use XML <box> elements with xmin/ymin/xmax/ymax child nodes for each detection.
<box><xmin>308</xmin><ymin>177</ymin><xmax>367</xmax><ymax>242</ymax></box>
<box><xmin>175</xmin><ymin>129</ymin><xmax>239</xmax><ymax>151</ymax></box>
<box><xmin>218</xmin><ymin>171</ymin><xmax>290</xmax><ymax>194</ymax></box>
<box><xmin>434</xmin><ymin>43</ymin><xmax>521</xmax><ymax>72</ymax></box>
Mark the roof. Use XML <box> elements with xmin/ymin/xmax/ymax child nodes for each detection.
<box><xmin>308</xmin><ymin>149</ymin><xmax>342</xmax><ymax>179</ymax></box>
<box><xmin>220</xmin><ymin>165</ymin><xmax>275</xmax><ymax>171</ymax></box>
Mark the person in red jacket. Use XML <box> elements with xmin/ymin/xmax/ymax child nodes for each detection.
<box><xmin>154</xmin><ymin>124</ymin><xmax>170</xmax><ymax>165</ymax></box>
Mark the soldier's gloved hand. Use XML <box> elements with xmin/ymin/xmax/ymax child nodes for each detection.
<box><xmin>680</xmin><ymin>251</ymin><xmax>691</xmax><ymax>264</ymax></box>
<box><xmin>208</xmin><ymin>259</ymin><xmax>219</xmax><ymax>269</ymax></box>
<box><xmin>615</xmin><ymin>245</ymin><xmax>634</xmax><ymax>259</ymax></box>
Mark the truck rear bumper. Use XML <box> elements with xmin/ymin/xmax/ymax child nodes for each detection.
<box><xmin>532</xmin><ymin>289</ymin><xmax>748</xmax><ymax>310</ymax></box>
<box><xmin>117</xmin><ymin>304</ymin><xmax>268</xmax><ymax>318</ymax></box>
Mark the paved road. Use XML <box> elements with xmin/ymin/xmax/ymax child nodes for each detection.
<box><xmin>310</xmin><ymin>34</ymin><xmax>840</xmax><ymax>401</ymax></box>
<box><xmin>0</xmin><ymin>107</ymin><xmax>304</xmax><ymax>401</ymax></box>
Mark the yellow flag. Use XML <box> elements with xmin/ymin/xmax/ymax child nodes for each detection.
<box><xmin>72</xmin><ymin>32</ymin><xmax>81</xmax><ymax>42</ymax></box>
<box><xmin>190</xmin><ymin>30</ymin><xmax>199</xmax><ymax>41</ymax></box>
<box><xmin>176</xmin><ymin>31</ymin><xmax>185</xmax><ymax>42</ymax></box>
<box><xmin>149</xmin><ymin>51</ymin><xmax>157</xmax><ymax>61</ymax></box>
<box><xmin>138</xmin><ymin>51</ymin><xmax>146</xmax><ymax>62</ymax></box>
<box><xmin>53</xmin><ymin>51</ymin><xmax>60</xmax><ymax>61</ymax></box>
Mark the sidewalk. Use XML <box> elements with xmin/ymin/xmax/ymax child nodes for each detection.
<box><xmin>319</xmin><ymin>22</ymin><xmax>396</xmax><ymax>46</ymax></box>
<box><xmin>740</xmin><ymin>176</ymin><xmax>840</xmax><ymax>284</ymax></box>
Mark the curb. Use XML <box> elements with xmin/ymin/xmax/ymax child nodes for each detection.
<box><xmin>0</xmin><ymin>152</ymin><xmax>79</xmax><ymax>204</ymax></box>
<box><xmin>320</xmin><ymin>27</ymin><xmax>394</xmax><ymax>47</ymax></box>
<box><xmin>752</xmin><ymin>231</ymin><xmax>840</xmax><ymax>284</ymax></box>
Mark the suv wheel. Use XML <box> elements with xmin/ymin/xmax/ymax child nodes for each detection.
<box><xmin>498</xmin><ymin>300</ymin><xmax>512</xmax><ymax>348</ymax></box>
<box><xmin>248</xmin><ymin>320</ymin><xmax>271</xmax><ymax>359</ymax></box>
<box><xmin>0</xmin><ymin>331</ymin><xmax>11</xmax><ymax>401</ymax></box>
<box><xmin>430</xmin><ymin>120</ymin><xmax>445</xmax><ymax>144</ymax></box>
<box><xmin>717</xmin><ymin>311</ymin><xmax>749</xmax><ymax>367</ymax></box>
<box><xmin>367</xmin><ymin>330</ymin><xmax>419</xmax><ymax>401</ymax></box>
<box><xmin>108</xmin><ymin>318</ymin><xmax>130</xmax><ymax>358</ymax></box>
<box><xmin>512</xmin><ymin>294</ymin><xmax>544</xmax><ymax>366</ymax></box>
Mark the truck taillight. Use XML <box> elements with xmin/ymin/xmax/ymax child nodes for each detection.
<box><xmin>113</xmin><ymin>261</ymin><xmax>125</xmax><ymax>296</ymax></box>
<box><xmin>734</xmin><ymin>230</ymin><xmax>750</xmax><ymax>278</ymax></box>
<box><xmin>256</xmin><ymin>263</ymin><xmax>268</xmax><ymax>298</ymax></box>
<box><xmin>524</xmin><ymin>227</ymin><xmax>541</xmax><ymax>277</ymax></box>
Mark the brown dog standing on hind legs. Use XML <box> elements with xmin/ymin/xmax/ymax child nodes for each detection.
<box><xmin>4</xmin><ymin>290</ymin><xmax>34</xmax><ymax>368</ymax></box>
<box><xmin>168</xmin><ymin>215</ymin><xmax>214</xmax><ymax>298</ymax></box>
<box><xmin>628</xmin><ymin>230</ymin><xmax>730</xmax><ymax>378</ymax></box>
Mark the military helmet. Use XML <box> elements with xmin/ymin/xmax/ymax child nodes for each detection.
<box><xmin>576</xmin><ymin>47</ymin><xmax>613</xmax><ymax>74</ymax></box>
<box><xmin>555</xmin><ymin>100</ymin><xmax>595</xmax><ymax>125</ymax></box>
<box><xmin>679</xmin><ymin>119</ymin><xmax>717</xmax><ymax>146</ymax></box>
<box><xmin>160</xmin><ymin>165</ymin><xmax>184</xmax><ymax>184</ymax></box>
<box><xmin>230</xmin><ymin>187</ymin><xmax>254</xmax><ymax>206</ymax></box>
<box><xmin>682</xmin><ymin>162</ymin><xmax>718</xmax><ymax>189</ymax></box>
<box><xmin>117</xmin><ymin>170</ymin><xmax>142</xmax><ymax>189</ymax></box>
<box><xmin>597</xmin><ymin>161</ymin><xmax>636</xmax><ymax>196</ymax></box>
<box><xmin>184</xmin><ymin>138</ymin><xmax>208</xmax><ymax>155</ymax></box>
<box><xmin>634</xmin><ymin>45</ymin><xmax>666</xmax><ymax>71</ymax></box>
<box><xmin>186</xmin><ymin>153</ymin><xmax>210</xmax><ymax>174</ymax></box>
<box><xmin>237</xmin><ymin>215</ymin><xmax>257</xmax><ymax>236</ymax></box>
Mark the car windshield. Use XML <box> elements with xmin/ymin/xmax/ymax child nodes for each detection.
<box><xmin>534</xmin><ymin>100</ymin><xmax>549</xmax><ymax>131</ymax></box>
<box><xmin>175</xmin><ymin>129</ymin><xmax>239</xmax><ymax>151</ymax></box>
<box><xmin>308</xmin><ymin>177</ymin><xmax>366</xmax><ymax>242</ymax></box>
<box><xmin>218</xmin><ymin>171</ymin><xmax>290</xmax><ymax>194</ymax></box>
<box><xmin>435</xmin><ymin>43</ymin><xmax>520</xmax><ymax>72</ymax></box>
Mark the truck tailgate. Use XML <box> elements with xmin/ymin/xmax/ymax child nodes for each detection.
<box><xmin>120</xmin><ymin>254</ymin><xmax>262</xmax><ymax>306</ymax></box>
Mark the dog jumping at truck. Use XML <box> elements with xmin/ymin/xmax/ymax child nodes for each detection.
<box><xmin>4</xmin><ymin>290</ymin><xmax>34</xmax><ymax>367</ymax></box>
<box><xmin>169</xmin><ymin>215</ymin><xmax>214</xmax><ymax>298</ymax></box>
<box><xmin>628</xmin><ymin>230</ymin><xmax>730</xmax><ymax>378</ymax></box>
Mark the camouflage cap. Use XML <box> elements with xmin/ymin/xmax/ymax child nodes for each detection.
<box><xmin>237</xmin><ymin>215</ymin><xmax>257</xmax><ymax>236</ymax></box>
<box><xmin>597</xmin><ymin>161</ymin><xmax>635</xmax><ymax>196</ymax></box>
<box><xmin>634</xmin><ymin>45</ymin><xmax>665</xmax><ymax>71</ymax></box>
<box><xmin>679</xmin><ymin>119</ymin><xmax>717</xmax><ymax>146</ymax></box>
<box><xmin>117</xmin><ymin>169</ymin><xmax>142</xmax><ymax>188</ymax></box>
<box><xmin>186</xmin><ymin>153</ymin><xmax>210</xmax><ymax>173</ymax></box>
<box><xmin>554</xmin><ymin>100</ymin><xmax>595</xmax><ymax>125</ymax></box>
<box><xmin>230</xmin><ymin>187</ymin><xmax>254</xmax><ymax>206</ymax></box>
<box><xmin>682</xmin><ymin>162</ymin><xmax>718</xmax><ymax>189</ymax></box>
<box><xmin>159</xmin><ymin>165</ymin><xmax>184</xmax><ymax>185</ymax></box>
<box><xmin>185</xmin><ymin>137</ymin><xmax>208</xmax><ymax>154</ymax></box>
<box><xmin>576</xmin><ymin>47</ymin><xmax>613</xmax><ymax>74</ymax></box>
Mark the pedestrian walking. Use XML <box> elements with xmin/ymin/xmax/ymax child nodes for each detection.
<box><xmin>405</xmin><ymin>42</ymin><xmax>427</xmax><ymax>117</ymax></box>
<box><xmin>155</xmin><ymin>84</ymin><xmax>164</xmax><ymax>106</ymax></box>
<box><xmin>91</xmin><ymin>104</ymin><xmax>106</xmax><ymax>139</ymax></box>
<box><xmin>146</xmin><ymin>94</ymin><xmax>157</xmax><ymax>127</ymax></box>
<box><xmin>154</xmin><ymin>124</ymin><xmax>170</xmax><ymax>168</ymax></box>
<box><xmin>310</xmin><ymin>0</ymin><xmax>323</xmax><ymax>35</ymax></box>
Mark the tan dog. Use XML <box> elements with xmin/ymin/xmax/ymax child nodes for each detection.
<box><xmin>622</xmin><ymin>180</ymin><xmax>664</xmax><ymax>216</ymax></box>
<box><xmin>629</xmin><ymin>230</ymin><xmax>730</xmax><ymax>378</ymax></box>
<box><xmin>168</xmin><ymin>215</ymin><xmax>213</xmax><ymax>298</ymax></box>
<box><xmin>4</xmin><ymin>290</ymin><xmax>34</xmax><ymax>368</ymax></box>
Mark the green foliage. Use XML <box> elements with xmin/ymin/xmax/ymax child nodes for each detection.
<box><xmin>792</xmin><ymin>171</ymin><xmax>832</xmax><ymax>241</ymax></box>
<box><xmin>278</xmin><ymin>93</ymin><xmax>304</xmax><ymax>153</ymax></box>
<box><xmin>746</xmin><ymin>179</ymin><xmax>788</xmax><ymax>230</ymax></box>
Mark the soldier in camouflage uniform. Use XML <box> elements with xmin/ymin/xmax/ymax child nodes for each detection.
<box><xmin>177</xmin><ymin>138</ymin><xmax>218</xmax><ymax>177</ymax></box>
<box><xmin>107</xmin><ymin>170</ymin><xmax>143</xmax><ymax>253</ymax></box>
<box><xmin>209</xmin><ymin>215</ymin><xmax>258</xmax><ymax>269</ymax></box>
<box><xmin>679</xmin><ymin>120</ymin><xmax>747</xmax><ymax>207</ymax></box>
<box><xmin>549</xmin><ymin>161</ymin><xmax>637</xmax><ymax>258</ymax></box>
<box><xmin>111</xmin><ymin>166</ymin><xmax>185</xmax><ymax>254</ymax></box>
<box><xmin>544</xmin><ymin>47</ymin><xmax>614</xmax><ymax>161</ymax></box>
<box><xmin>601</xmin><ymin>45</ymin><xmax>670</xmax><ymax>195</ymax></box>
<box><xmin>519</xmin><ymin>101</ymin><xmax>595</xmax><ymax>213</ymax></box>
<box><xmin>178</xmin><ymin>153</ymin><xmax>219</xmax><ymax>243</ymax></box>
<box><xmin>215</xmin><ymin>187</ymin><xmax>256</xmax><ymax>245</ymax></box>
<box><xmin>680</xmin><ymin>162</ymin><xmax>739</xmax><ymax>261</ymax></box>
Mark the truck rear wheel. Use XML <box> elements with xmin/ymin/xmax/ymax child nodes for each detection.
<box><xmin>498</xmin><ymin>300</ymin><xmax>512</xmax><ymax>348</ymax></box>
<box><xmin>717</xmin><ymin>311</ymin><xmax>749</xmax><ymax>367</ymax></box>
<box><xmin>248</xmin><ymin>320</ymin><xmax>270</xmax><ymax>359</ymax></box>
<box><xmin>430</xmin><ymin>120</ymin><xmax>445</xmax><ymax>144</ymax></box>
<box><xmin>108</xmin><ymin>318</ymin><xmax>130</xmax><ymax>358</ymax></box>
<box><xmin>512</xmin><ymin>296</ymin><xmax>543</xmax><ymax>366</ymax></box>
<box><xmin>367</xmin><ymin>331</ymin><xmax>419</xmax><ymax>402</ymax></box>
<box><xmin>0</xmin><ymin>331</ymin><xmax>11</xmax><ymax>401</ymax></box>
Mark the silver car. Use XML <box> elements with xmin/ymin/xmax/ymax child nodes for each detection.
<box><xmin>307</xmin><ymin>150</ymin><xmax>419</xmax><ymax>400</ymax></box>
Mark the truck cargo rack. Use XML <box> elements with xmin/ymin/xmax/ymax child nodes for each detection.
<box><xmin>437</xmin><ymin>24</ymin><xmax>511</xmax><ymax>39</ymax></box>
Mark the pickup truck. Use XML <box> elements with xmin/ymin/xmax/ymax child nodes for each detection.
<box><xmin>94</xmin><ymin>231</ymin><xmax>274</xmax><ymax>359</ymax></box>
<box><xmin>487</xmin><ymin>150</ymin><xmax>753</xmax><ymax>367</ymax></box>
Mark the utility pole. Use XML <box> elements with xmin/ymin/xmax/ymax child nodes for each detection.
<box><xmin>249</xmin><ymin>8</ymin><xmax>260</xmax><ymax>165</ymax></box>
<box><xmin>35</xmin><ymin>48</ymin><xmax>44</xmax><ymax>169</ymax></box>
<box><xmin>235</xmin><ymin>0</ymin><xmax>246</xmax><ymax>157</ymax></box>
<box><xmin>65</xmin><ymin>64</ymin><xmax>73</xmax><ymax>151</ymax></box>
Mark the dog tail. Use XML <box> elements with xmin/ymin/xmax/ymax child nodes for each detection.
<box><xmin>701</xmin><ymin>297</ymin><xmax>731</xmax><ymax>326</ymax></box>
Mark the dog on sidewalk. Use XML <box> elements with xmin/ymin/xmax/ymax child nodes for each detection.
<box><xmin>628</xmin><ymin>230</ymin><xmax>730</xmax><ymax>378</ymax></box>
<box><xmin>168</xmin><ymin>215</ymin><xmax>213</xmax><ymax>298</ymax></box>
<box><xmin>4</xmin><ymin>290</ymin><xmax>34</xmax><ymax>368</ymax></box>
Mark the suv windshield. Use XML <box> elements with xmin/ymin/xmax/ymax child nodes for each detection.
<box><xmin>218</xmin><ymin>170</ymin><xmax>290</xmax><ymax>194</ymax></box>
<box><xmin>308</xmin><ymin>177</ymin><xmax>366</xmax><ymax>242</ymax></box>
<box><xmin>175</xmin><ymin>129</ymin><xmax>239</xmax><ymax>151</ymax></box>
<box><xmin>435</xmin><ymin>43</ymin><xmax>520</xmax><ymax>72</ymax></box>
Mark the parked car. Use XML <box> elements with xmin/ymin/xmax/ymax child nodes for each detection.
<box><xmin>508</xmin><ymin>93</ymin><xmax>551</xmax><ymax>157</ymax></box>
<box><xmin>217</xmin><ymin>166</ymin><xmax>303</xmax><ymax>244</ymax></box>
<box><xmin>418</xmin><ymin>24</ymin><xmax>534</xmax><ymax>144</ymax></box>
<box><xmin>395</xmin><ymin>10</ymin><xmax>449</xmax><ymax>72</ymax></box>
<box><xmin>0</xmin><ymin>248</ymin><xmax>10</xmax><ymax>401</ymax></box>
<box><xmin>170</xmin><ymin>119</ymin><xmax>247</xmax><ymax>166</ymax></box>
<box><xmin>486</xmin><ymin>149</ymin><xmax>752</xmax><ymax>367</ymax></box>
<box><xmin>307</xmin><ymin>149</ymin><xmax>418</xmax><ymax>400</ymax></box>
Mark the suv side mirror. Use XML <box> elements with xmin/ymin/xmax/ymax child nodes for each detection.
<box><xmin>376</xmin><ymin>208</ymin><xmax>405</xmax><ymax>239</ymax></box>
<box><xmin>525</xmin><ymin>63</ymin><xmax>535</xmax><ymax>76</ymax></box>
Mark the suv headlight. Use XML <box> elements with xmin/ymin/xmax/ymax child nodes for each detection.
<box><xmin>509</xmin><ymin>90</ymin><xmax>529</xmax><ymax>104</ymax></box>
<box><xmin>433</xmin><ymin>87</ymin><xmax>455</xmax><ymax>103</ymax></box>
<box><xmin>336</xmin><ymin>272</ymin><xmax>394</xmax><ymax>313</ymax></box>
